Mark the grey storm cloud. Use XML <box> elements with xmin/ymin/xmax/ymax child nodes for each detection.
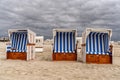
<box><xmin>0</xmin><ymin>0</ymin><xmax>120</xmax><ymax>40</ymax></box>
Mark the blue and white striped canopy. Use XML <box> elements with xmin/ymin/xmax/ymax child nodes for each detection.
<box><xmin>53</xmin><ymin>32</ymin><xmax>76</xmax><ymax>53</ymax></box>
<box><xmin>86</xmin><ymin>32</ymin><xmax>110</xmax><ymax>55</ymax></box>
<box><xmin>8</xmin><ymin>32</ymin><xmax>28</xmax><ymax>52</ymax></box>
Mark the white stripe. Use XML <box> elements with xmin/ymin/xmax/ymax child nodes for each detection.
<box><xmin>94</xmin><ymin>33</ymin><xmax>97</xmax><ymax>54</ymax></box>
<box><xmin>22</xmin><ymin>34</ymin><xmax>25</xmax><ymax>51</ymax></box>
<box><xmin>106</xmin><ymin>34</ymin><xmax>109</xmax><ymax>55</ymax></box>
<box><xmin>20</xmin><ymin>33</ymin><xmax>24</xmax><ymax>52</ymax></box>
<box><xmin>62</xmin><ymin>32</ymin><xmax>64</xmax><ymax>52</ymax></box>
<box><xmin>65</xmin><ymin>32</ymin><xmax>67</xmax><ymax>53</ymax></box>
<box><xmin>58</xmin><ymin>32</ymin><xmax>60</xmax><ymax>53</ymax></box>
<box><xmin>17</xmin><ymin>33</ymin><xmax>20</xmax><ymax>51</ymax></box>
<box><xmin>10</xmin><ymin>34</ymin><xmax>13</xmax><ymax>48</ymax></box>
<box><xmin>15</xmin><ymin>33</ymin><xmax>18</xmax><ymax>51</ymax></box>
<box><xmin>98</xmin><ymin>33</ymin><xmax>101</xmax><ymax>54</ymax></box>
<box><xmin>72</xmin><ymin>32</ymin><xmax>73</xmax><ymax>52</ymax></box>
<box><xmin>13</xmin><ymin>33</ymin><xmax>15</xmax><ymax>49</ymax></box>
<box><xmin>91</xmin><ymin>32</ymin><xmax>94</xmax><ymax>54</ymax></box>
<box><xmin>16</xmin><ymin>33</ymin><xmax>19</xmax><ymax>51</ymax></box>
<box><xmin>102</xmin><ymin>34</ymin><xmax>105</xmax><ymax>55</ymax></box>
<box><xmin>68</xmin><ymin>32</ymin><xmax>71</xmax><ymax>53</ymax></box>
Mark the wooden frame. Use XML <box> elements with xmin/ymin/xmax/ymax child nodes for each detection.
<box><xmin>53</xmin><ymin>53</ymin><xmax>77</xmax><ymax>61</ymax></box>
<box><xmin>86</xmin><ymin>54</ymin><xmax>112</xmax><ymax>64</ymax></box>
<box><xmin>52</xmin><ymin>45</ymin><xmax>77</xmax><ymax>61</ymax></box>
<box><xmin>7</xmin><ymin>52</ymin><xmax>26</xmax><ymax>60</ymax></box>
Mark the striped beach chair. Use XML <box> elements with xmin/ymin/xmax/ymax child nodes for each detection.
<box><xmin>82</xmin><ymin>28</ymin><xmax>112</xmax><ymax>64</ymax></box>
<box><xmin>6</xmin><ymin>29</ymin><xmax>36</xmax><ymax>60</ymax></box>
<box><xmin>53</xmin><ymin>29</ymin><xmax>77</xmax><ymax>61</ymax></box>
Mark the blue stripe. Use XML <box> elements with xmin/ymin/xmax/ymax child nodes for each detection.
<box><xmin>101</xmin><ymin>34</ymin><xmax>105</xmax><ymax>54</ymax></box>
<box><xmin>17</xmin><ymin>33</ymin><xmax>21</xmax><ymax>52</ymax></box>
<box><xmin>20</xmin><ymin>33</ymin><xmax>24</xmax><ymax>52</ymax></box>
<box><xmin>94</xmin><ymin>32</ymin><xmax>97</xmax><ymax>54</ymax></box>
<box><xmin>100</xmin><ymin>33</ymin><xmax>103</xmax><ymax>54</ymax></box>
<box><xmin>89</xmin><ymin>32</ymin><xmax>92</xmax><ymax>54</ymax></box>
<box><xmin>67</xmin><ymin>32</ymin><xmax>69</xmax><ymax>52</ymax></box>
<box><xmin>22</xmin><ymin>34</ymin><xmax>25</xmax><ymax>52</ymax></box>
<box><xmin>54</xmin><ymin>31</ymin><xmax>76</xmax><ymax>53</ymax></box>
<box><xmin>68</xmin><ymin>32</ymin><xmax>71</xmax><ymax>53</ymax></box>
<box><xmin>105</xmin><ymin>34</ymin><xmax>108</xmax><ymax>54</ymax></box>
<box><xmin>86</xmin><ymin>35</ymin><xmax>89</xmax><ymax>54</ymax></box>
<box><xmin>70</xmin><ymin>32</ymin><xmax>73</xmax><ymax>52</ymax></box>
<box><xmin>86</xmin><ymin>32</ymin><xmax>90</xmax><ymax>54</ymax></box>
<box><xmin>23</xmin><ymin>33</ymin><xmax>27</xmax><ymax>52</ymax></box>
<box><xmin>73</xmin><ymin>32</ymin><xmax>75</xmax><ymax>52</ymax></box>
<box><xmin>23</xmin><ymin>33</ymin><xmax>26</xmax><ymax>52</ymax></box>
<box><xmin>63</xmin><ymin>32</ymin><xmax>65</xmax><ymax>52</ymax></box>
<box><xmin>93</xmin><ymin>32</ymin><xmax>96</xmax><ymax>54</ymax></box>
<box><xmin>105</xmin><ymin>33</ymin><xmax>109</xmax><ymax>55</ymax></box>
<box><xmin>96</xmin><ymin>33</ymin><xmax>99</xmax><ymax>54</ymax></box>
<box><xmin>72</xmin><ymin>32</ymin><xmax>73</xmax><ymax>52</ymax></box>
<box><xmin>65</xmin><ymin>32</ymin><xmax>67</xmax><ymax>53</ymax></box>
<box><xmin>56</xmin><ymin>32</ymin><xmax>58</xmax><ymax>52</ymax></box>
<box><xmin>104</xmin><ymin>34</ymin><xmax>106</xmax><ymax>54</ymax></box>
<box><xmin>58</xmin><ymin>32</ymin><xmax>60</xmax><ymax>52</ymax></box>
<box><xmin>60</xmin><ymin>32</ymin><xmax>62</xmax><ymax>53</ymax></box>
<box><xmin>13</xmin><ymin>33</ymin><xmax>16</xmax><ymax>52</ymax></box>
<box><xmin>10</xmin><ymin>32</ymin><xmax>27</xmax><ymax>52</ymax></box>
<box><xmin>92</xmin><ymin>32</ymin><xmax>95</xmax><ymax>54</ymax></box>
<box><xmin>86</xmin><ymin>32</ymin><xmax>110</xmax><ymax>55</ymax></box>
<box><xmin>62</xmin><ymin>32</ymin><xmax>64</xmax><ymax>52</ymax></box>
<box><xmin>72</xmin><ymin>32</ymin><xmax>74</xmax><ymax>52</ymax></box>
<box><xmin>11</xmin><ymin>33</ymin><xmax>13</xmax><ymax>49</ymax></box>
<box><xmin>15</xmin><ymin>33</ymin><xmax>18</xmax><ymax>52</ymax></box>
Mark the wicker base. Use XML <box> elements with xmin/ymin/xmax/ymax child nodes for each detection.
<box><xmin>53</xmin><ymin>53</ymin><xmax>77</xmax><ymax>61</ymax></box>
<box><xmin>86</xmin><ymin>54</ymin><xmax>112</xmax><ymax>64</ymax></box>
<box><xmin>7</xmin><ymin>52</ymin><xmax>27</xmax><ymax>60</ymax></box>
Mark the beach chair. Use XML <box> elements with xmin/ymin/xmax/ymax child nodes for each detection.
<box><xmin>82</xmin><ymin>28</ymin><xmax>112</xmax><ymax>64</ymax></box>
<box><xmin>6</xmin><ymin>29</ymin><xmax>36</xmax><ymax>60</ymax></box>
<box><xmin>53</xmin><ymin>29</ymin><xmax>77</xmax><ymax>61</ymax></box>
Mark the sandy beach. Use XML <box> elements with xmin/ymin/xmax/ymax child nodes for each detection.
<box><xmin>0</xmin><ymin>42</ymin><xmax>120</xmax><ymax>80</ymax></box>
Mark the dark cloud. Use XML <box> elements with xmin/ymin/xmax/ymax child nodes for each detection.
<box><xmin>0</xmin><ymin>0</ymin><xmax>120</xmax><ymax>40</ymax></box>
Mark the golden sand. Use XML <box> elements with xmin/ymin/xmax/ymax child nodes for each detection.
<box><xmin>0</xmin><ymin>42</ymin><xmax>120</xmax><ymax>80</ymax></box>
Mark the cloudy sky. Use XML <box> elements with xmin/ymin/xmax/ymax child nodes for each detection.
<box><xmin>0</xmin><ymin>0</ymin><xmax>120</xmax><ymax>41</ymax></box>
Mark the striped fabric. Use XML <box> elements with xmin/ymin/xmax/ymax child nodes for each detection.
<box><xmin>6</xmin><ymin>44</ymin><xmax>12</xmax><ymax>52</ymax></box>
<box><xmin>86</xmin><ymin>32</ymin><xmax>110</xmax><ymax>55</ymax></box>
<box><xmin>10</xmin><ymin>32</ymin><xmax>27</xmax><ymax>52</ymax></box>
<box><xmin>54</xmin><ymin>32</ymin><xmax>76</xmax><ymax>53</ymax></box>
